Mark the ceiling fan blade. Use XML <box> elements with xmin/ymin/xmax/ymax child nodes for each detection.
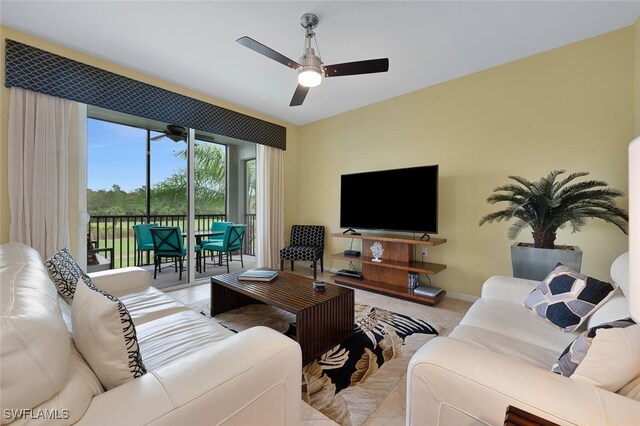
<box><xmin>150</xmin><ymin>134</ymin><xmax>166</xmax><ymax>141</ymax></box>
<box><xmin>289</xmin><ymin>84</ymin><xmax>310</xmax><ymax>107</ymax></box>
<box><xmin>323</xmin><ymin>58</ymin><xmax>389</xmax><ymax>77</ymax></box>
<box><xmin>237</xmin><ymin>36</ymin><xmax>300</xmax><ymax>70</ymax></box>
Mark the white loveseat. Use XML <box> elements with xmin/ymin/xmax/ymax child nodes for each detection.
<box><xmin>407</xmin><ymin>253</ymin><xmax>640</xmax><ymax>425</ymax></box>
<box><xmin>1</xmin><ymin>243</ymin><xmax>302</xmax><ymax>425</ymax></box>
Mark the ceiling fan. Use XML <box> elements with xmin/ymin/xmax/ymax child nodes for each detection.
<box><xmin>237</xmin><ymin>13</ymin><xmax>389</xmax><ymax>107</ymax></box>
<box><xmin>150</xmin><ymin>124</ymin><xmax>187</xmax><ymax>142</ymax></box>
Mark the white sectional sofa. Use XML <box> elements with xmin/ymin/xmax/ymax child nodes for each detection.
<box><xmin>407</xmin><ymin>253</ymin><xmax>640</xmax><ymax>425</ymax></box>
<box><xmin>0</xmin><ymin>243</ymin><xmax>302</xmax><ymax>425</ymax></box>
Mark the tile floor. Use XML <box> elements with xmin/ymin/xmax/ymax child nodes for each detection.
<box><xmin>167</xmin><ymin>265</ymin><xmax>473</xmax><ymax>425</ymax></box>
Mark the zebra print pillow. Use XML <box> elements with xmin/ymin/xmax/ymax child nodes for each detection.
<box><xmin>45</xmin><ymin>247</ymin><xmax>93</xmax><ymax>302</ymax></box>
<box><xmin>71</xmin><ymin>280</ymin><xmax>146</xmax><ymax>390</ymax></box>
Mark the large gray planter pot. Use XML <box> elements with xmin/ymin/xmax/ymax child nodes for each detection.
<box><xmin>511</xmin><ymin>243</ymin><xmax>582</xmax><ymax>281</ymax></box>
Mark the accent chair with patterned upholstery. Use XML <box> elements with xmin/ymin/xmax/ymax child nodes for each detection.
<box><xmin>280</xmin><ymin>225</ymin><xmax>325</xmax><ymax>278</ymax></box>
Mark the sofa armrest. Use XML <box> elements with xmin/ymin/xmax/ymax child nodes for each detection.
<box><xmin>77</xmin><ymin>326</ymin><xmax>302</xmax><ymax>426</ymax></box>
<box><xmin>88</xmin><ymin>267</ymin><xmax>152</xmax><ymax>294</ymax></box>
<box><xmin>481</xmin><ymin>275</ymin><xmax>539</xmax><ymax>304</ymax></box>
<box><xmin>407</xmin><ymin>337</ymin><xmax>640</xmax><ymax>426</ymax></box>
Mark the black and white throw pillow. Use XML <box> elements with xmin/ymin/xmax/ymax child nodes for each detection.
<box><xmin>72</xmin><ymin>280</ymin><xmax>146</xmax><ymax>390</ymax></box>
<box><xmin>45</xmin><ymin>247</ymin><xmax>93</xmax><ymax>302</ymax></box>
<box><xmin>524</xmin><ymin>264</ymin><xmax>617</xmax><ymax>332</ymax></box>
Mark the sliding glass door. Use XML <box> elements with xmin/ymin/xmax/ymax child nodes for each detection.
<box><xmin>86</xmin><ymin>109</ymin><xmax>256</xmax><ymax>289</ymax></box>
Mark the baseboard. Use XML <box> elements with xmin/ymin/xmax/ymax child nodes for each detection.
<box><xmin>445</xmin><ymin>291</ymin><xmax>479</xmax><ymax>303</ymax></box>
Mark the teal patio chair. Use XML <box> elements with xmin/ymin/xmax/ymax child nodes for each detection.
<box><xmin>201</xmin><ymin>221</ymin><xmax>233</xmax><ymax>245</ymax></box>
<box><xmin>202</xmin><ymin>221</ymin><xmax>233</xmax><ymax>264</ymax></box>
<box><xmin>202</xmin><ymin>225</ymin><xmax>245</xmax><ymax>273</ymax></box>
<box><xmin>150</xmin><ymin>226</ymin><xmax>201</xmax><ymax>280</ymax></box>
<box><xmin>133</xmin><ymin>223</ymin><xmax>158</xmax><ymax>266</ymax></box>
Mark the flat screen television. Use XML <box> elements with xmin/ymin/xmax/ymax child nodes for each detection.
<box><xmin>340</xmin><ymin>165</ymin><xmax>438</xmax><ymax>234</ymax></box>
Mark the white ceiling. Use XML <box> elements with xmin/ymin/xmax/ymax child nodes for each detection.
<box><xmin>2</xmin><ymin>1</ymin><xmax>640</xmax><ymax>126</ymax></box>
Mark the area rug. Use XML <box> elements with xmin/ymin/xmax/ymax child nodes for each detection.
<box><xmin>191</xmin><ymin>302</ymin><xmax>439</xmax><ymax>425</ymax></box>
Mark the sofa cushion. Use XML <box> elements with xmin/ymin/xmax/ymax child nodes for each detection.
<box><xmin>449</xmin><ymin>325</ymin><xmax>559</xmax><ymax>368</ymax></box>
<box><xmin>1</xmin><ymin>243</ymin><xmax>71</xmax><ymax>413</ymax></box>
<box><xmin>114</xmin><ymin>286</ymin><xmax>191</xmax><ymax>326</ymax></box>
<box><xmin>72</xmin><ymin>280</ymin><xmax>146</xmax><ymax>390</ymax></box>
<box><xmin>459</xmin><ymin>298</ymin><xmax>577</xmax><ymax>354</ymax></box>
<box><xmin>45</xmin><ymin>247</ymin><xmax>93</xmax><ymax>303</ymax></box>
<box><xmin>136</xmin><ymin>309</ymin><xmax>234</xmax><ymax>371</ymax></box>
<box><xmin>552</xmin><ymin>318</ymin><xmax>636</xmax><ymax>379</ymax></box>
<box><xmin>524</xmin><ymin>265</ymin><xmax>617</xmax><ymax>332</ymax></box>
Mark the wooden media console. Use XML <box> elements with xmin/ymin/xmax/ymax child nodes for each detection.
<box><xmin>330</xmin><ymin>233</ymin><xmax>447</xmax><ymax>305</ymax></box>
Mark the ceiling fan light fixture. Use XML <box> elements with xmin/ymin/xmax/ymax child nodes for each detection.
<box><xmin>298</xmin><ymin>46</ymin><xmax>323</xmax><ymax>87</ymax></box>
<box><xmin>298</xmin><ymin>68</ymin><xmax>322</xmax><ymax>87</ymax></box>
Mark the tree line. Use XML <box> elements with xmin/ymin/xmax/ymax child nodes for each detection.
<box><xmin>88</xmin><ymin>144</ymin><xmax>226</xmax><ymax>216</ymax></box>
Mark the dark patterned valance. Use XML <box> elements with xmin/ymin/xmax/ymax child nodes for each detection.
<box><xmin>4</xmin><ymin>39</ymin><xmax>286</xmax><ymax>150</ymax></box>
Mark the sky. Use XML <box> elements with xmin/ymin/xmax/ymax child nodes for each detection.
<box><xmin>88</xmin><ymin>118</ymin><xmax>186</xmax><ymax>191</ymax></box>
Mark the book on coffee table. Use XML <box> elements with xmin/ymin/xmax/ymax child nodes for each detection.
<box><xmin>238</xmin><ymin>269</ymin><xmax>278</xmax><ymax>282</ymax></box>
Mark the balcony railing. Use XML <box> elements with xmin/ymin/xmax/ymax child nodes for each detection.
<box><xmin>90</xmin><ymin>213</ymin><xmax>256</xmax><ymax>269</ymax></box>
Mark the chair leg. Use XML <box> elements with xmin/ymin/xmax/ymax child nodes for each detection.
<box><xmin>179</xmin><ymin>257</ymin><xmax>183</xmax><ymax>281</ymax></box>
<box><xmin>240</xmin><ymin>250</ymin><xmax>244</xmax><ymax>268</ymax></box>
<box><xmin>153</xmin><ymin>256</ymin><xmax>158</xmax><ymax>279</ymax></box>
<box><xmin>320</xmin><ymin>256</ymin><xmax>324</xmax><ymax>273</ymax></box>
<box><xmin>280</xmin><ymin>258</ymin><xmax>284</xmax><ymax>271</ymax></box>
<box><xmin>313</xmin><ymin>260</ymin><xmax>317</xmax><ymax>280</ymax></box>
<box><xmin>291</xmin><ymin>260</ymin><xmax>294</xmax><ymax>271</ymax></box>
<box><xmin>226</xmin><ymin>252</ymin><xmax>230</xmax><ymax>274</ymax></box>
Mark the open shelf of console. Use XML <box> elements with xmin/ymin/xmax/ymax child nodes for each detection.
<box><xmin>330</xmin><ymin>232</ymin><xmax>447</xmax><ymax>306</ymax></box>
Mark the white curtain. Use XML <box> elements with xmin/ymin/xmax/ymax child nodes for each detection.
<box><xmin>8</xmin><ymin>87</ymin><xmax>72</xmax><ymax>259</ymax></box>
<box><xmin>255</xmin><ymin>144</ymin><xmax>284</xmax><ymax>268</ymax></box>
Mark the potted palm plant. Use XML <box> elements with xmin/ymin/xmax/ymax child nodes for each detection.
<box><xmin>479</xmin><ymin>170</ymin><xmax>628</xmax><ymax>280</ymax></box>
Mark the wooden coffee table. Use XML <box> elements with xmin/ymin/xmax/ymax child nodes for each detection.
<box><xmin>210</xmin><ymin>270</ymin><xmax>355</xmax><ymax>365</ymax></box>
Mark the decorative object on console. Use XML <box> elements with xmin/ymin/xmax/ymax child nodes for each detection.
<box><xmin>413</xmin><ymin>285</ymin><xmax>444</xmax><ymax>298</ymax></box>
<box><xmin>479</xmin><ymin>170</ymin><xmax>628</xmax><ymax>281</ymax></box>
<box><xmin>370</xmin><ymin>241</ymin><xmax>384</xmax><ymax>262</ymax></box>
<box><xmin>524</xmin><ymin>264</ymin><xmax>617</xmax><ymax>332</ymax></box>
<box><xmin>408</xmin><ymin>272</ymin><xmax>420</xmax><ymax>289</ymax></box>
<box><xmin>45</xmin><ymin>247</ymin><xmax>93</xmax><ymax>303</ymax></box>
<box><xmin>552</xmin><ymin>318</ymin><xmax>638</xmax><ymax>393</ymax></box>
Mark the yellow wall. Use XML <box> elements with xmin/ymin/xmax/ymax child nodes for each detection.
<box><xmin>635</xmin><ymin>16</ymin><xmax>640</xmax><ymax>137</ymax></box>
<box><xmin>297</xmin><ymin>28</ymin><xmax>635</xmax><ymax>297</ymax></box>
<box><xmin>0</xmin><ymin>25</ymin><xmax>300</xmax><ymax>251</ymax></box>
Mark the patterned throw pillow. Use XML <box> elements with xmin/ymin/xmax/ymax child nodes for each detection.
<box><xmin>72</xmin><ymin>280</ymin><xmax>146</xmax><ymax>390</ymax></box>
<box><xmin>524</xmin><ymin>265</ymin><xmax>617</xmax><ymax>332</ymax></box>
<box><xmin>45</xmin><ymin>247</ymin><xmax>93</xmax><ymax>302</ymax></box>
<box><xmin>552</xmin><ymin>318</ymin><xmax>636</xmax><ymax>379</ymax></box>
